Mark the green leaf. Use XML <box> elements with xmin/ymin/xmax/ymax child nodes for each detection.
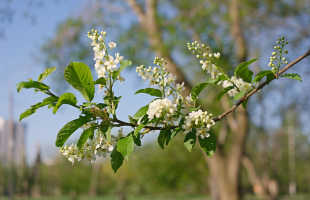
<box><xmin>64</xmin><ymin>62</ymin><xmax>95</xmax><ymax>102</ymax></box>
<box><xmin>133</xmin><ymin>105</ymin><xmax>149</xmax><ymax>120</ymax></box>
<box><xmin>53</xmin><ymin>93</ymin><xmax>77</xmax><ymax>114</ymax></box>
<box><xmin>55</xmin><ymin>116</ymin><xmax>91</xmax><ymax>147</ymax></box>
<box><xmin>206</xmin><ymin>74</ymin><xmax>227</xmax><ymax>85</ymax></box>
<box><xmin>77</xmin><ymin>127</ymin><xmax>95</xmax><ymax>149</ymax></box>
<box><xmin>157</xmin><ymin>129</ymin><xmax>172</xmax><ymax>149</ymax></box>
<box><xmin>134</xmin><ymin>124</ymin><xmax>145</xmax><ymax>137</ymax></box>
<box><xmin>19</xmin><ymin>96</ymin><xmax>58</xmax><ymax>121</ymax></box>
<box><xmin>233</xmin><ymin>90</ymin><xmax>247</xmax><ymax>101</ymax></box>
<box><xmin>17</xmin><ymin>80</ymin><xmax>50</xmax><ymax>92</ymax></box>
<box><xmin>120</xmin><ymin>60</ymin><xmax>132</xmax><ymax>71</ymax></box>
<box><xmin>253</xmin><ymin>70</ymin><xmax>275</xmax><ymax>83</ymax></box>
<box><xmin>234</xmin><ymin>58</ymin><xmax>256</xmax><ymax>83</ymax></box>
<box><xmin>135</xmin><ymin>88</ymin><xmax>162</xmax><ymax>97</ymax></box>
<box><xmin>111</xmin><ymin>148</ymin><xmax>124</xmax><ymax>173</ymax></box>
<box><xmin>38</xmin><ymin>67</ymin><xmax>56</xmax><ymax>82</ymax></box>
<box><xmin>184</xmin><ymin>129</ymin><xmax>196</xmax><ymax>152</ymax></box>
<box><xmin>132</xmin><ymin>124</ymin><xmax>145</xmax><ymax>146</ymax></box>
<box><xmin>281</xmin><ymin>73</ymin><xmax>302</xmax><ymax>81</ymax></box>
<box><xmin>199</xmin><ymin>131</ymin><xmax>216</xmax><ymax>156</ymax></box>
<box><xmin>94</xmin><ymin>77</ymin><xmax>106</xmax><ymax>86</ymax></box>
<box><xmin>216</xmin><ymin>86</ymin><xmax>234</xmax><ymax>100</ymax></box>
<box><xmin>191</xmin><ymin>82</ymin><xmax>208</xmax><ymax>100</ymax></box>
<box><xmin>132</xmin><ymin>133</ymin><xmax>142</xmax><ymax>146</ymax></box>
<box><xmin>117</xmin><ymin>134</ymin><xmax>134</xmax><ymax>158</ymax></box>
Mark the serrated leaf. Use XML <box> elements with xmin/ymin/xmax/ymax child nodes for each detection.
<box><xmin>116</xmin><ymin>134</ymin><xmax>134</xmax><ymax>158</ymax></box>
<box><xmin>191</xmin><ymin>82</ymin><xmax>208</xmax><ymax>100</ymax></box>
<box><xmin>19</xmin><ymin>96</ymin><xmax>58</xmax><ymax>121</ymax></box>
<box><xmin>184</xmin><ymin>129</ymin><xmax>196</xmax><ymax>152</ymax></box>
<box><xmin>199</xmin><ymin>131</ymin><xmax>216</xmax><ymax>156</ymax></box>
<box><xmin>77</xmin><ymin>127</ymin><xmax>95</xmax><ymax>149</ymax></box>
<box><xmin>135</xmin><ymin>88</ymin><xmax>162</xmax><ymax>97</ymax></box>
<box><xmin>253</xmin><ymin>70</ymin><xmax>275</xmax><ymax>83</ymax></box>
<box><xmin>94</xmin><ymin>77</ymin><xmax>106</xmax><ymax>85</ymax></box>
<box><xmin>111</xmin><ymin>148</ymin><xmax>124</xmax><ymax>173</ymax></box>
<box><xmin>133</xmin><ymin>105</ymin><xmax>149</xmax><ymax>120</ymax></box>
<box><xmin>64</xmin><ymin>62</ymin><xmax>95</xmax><ymax>102</ymax></box>
<box><xmin>281</xmin><ymin>73</ymin><xmax>302</xmax><ymax>81</ymax></box>
<box><xmin>38</xmin><ymin>67</ymin><xmax>56</xmax><ymax>82</ymax></box>
<box><xmin>216</xmin><ymin>86</ymin><xmax>234</xmax><ymax>100</ymax></box>
<box><xmin>157</xmin><ymin>129</ymin><xmax>172</xmax><ymax>149</ymax></box>
<box><xmin>53</xmin><ymin>93</ymin><xmax>77</xmax><ymax>114</ymax></box>
<box><xmin>55</xmin><ymin>116</ymin><xmax>91</xmax><ymax>147</ymax></box>
<box><xmin>17</xmin><ymin>80</ymin><xmax>50</xmax><ymax>92</ymax></box>
<box><xmin>234</xmin><ymin>59</ymin><xmax>256</xmax><ymax>83</ymax></box>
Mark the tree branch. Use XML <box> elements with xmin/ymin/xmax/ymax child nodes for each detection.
<box><xmin>213</xmin><ymin>49</ymin><xmax>310</xmax><ymax>122</ymax></box>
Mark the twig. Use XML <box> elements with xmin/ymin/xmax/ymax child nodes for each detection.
<box><xmin>112</xmin><ymin>118</ymin><xmax>173</xmax><ymax>130</ymax></box>
<box><xmin>212</xmin><ymin>49</ymin><xmax>310</xmax><ymax>122</ymax></box>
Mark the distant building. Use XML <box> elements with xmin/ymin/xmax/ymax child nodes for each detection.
<box><xmin>0</xmin><ymin>117</ymin><xmax>26</xmax><ymax>166</ymax></box>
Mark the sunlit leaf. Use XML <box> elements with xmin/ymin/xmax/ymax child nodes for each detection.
<box><xmin>64</xmin><ymin>62</ymin><xmax>94</xmax><ymax>102</ymax></box>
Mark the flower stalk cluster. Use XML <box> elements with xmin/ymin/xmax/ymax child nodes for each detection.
<box><xmin>147</xmin><ymin>98</ymin><xmax>176</xmax><ymax>121</ymax></box>
<box><xmin>187</xmin><ymin>41</ymin><xmax>221</xmax><ymax>79</ymax></box>
<box><xmin>268</xmin><ymin>36</ymin><xmax>289</xmax><ymax>76</ymax></box>
<box><xmin>60</xmin><ymin>132</ymin><xmax>115</xmax><ymax>164</ymax></box>
<box><xmin>88</xmin><ymin>29</ymin><xmax>124</xmax><ymax>80</ymax></box>
<box><xmin>183</xmin><ymin>110</ymin><xmax>215</xmax><ymax>138</ymax></box>
<box><xmin>221</xmin><ymin>76</ymin><xmax>252</xmax><ymax>97</ymax></box>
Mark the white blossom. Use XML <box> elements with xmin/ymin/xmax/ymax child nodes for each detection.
<box><xmin>88</xmin><ymin>29</ymin><xmax>124</xmax><ymax>80</ymax></box>
<box><xmin>108</xmin><ymin>41</ymin><xmax>117</xmax><ymax>49</ymax></box>
<box><xmin>147</xmin><ymin>98</ymin><xmax>176</xmax><ymax>120</ymax></box>
<box><xmin>221</xmin><ymin>76</ymin><xmax>252</xmax><ymax>97</ymax></box>
<box><xmin>188</xmin><ymin>41</ymin><xmax>222</xmax><ymax>78</ymax></box>
<box><xmin>60</xmin><ymin>132</ymin><xmax>116</xmax><ymax>164</ymax></box>
<box><xmin>183</xmin><ymin>109</ymin><xmax>215</xmax><ymax>138</ymax></box>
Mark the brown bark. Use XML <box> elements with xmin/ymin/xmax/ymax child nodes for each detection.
<box><xmin>242</xmin><ymin>156</ymin><xmax>268</xmax><ymax>198</ymax></box>
<box><xmin>230</xmin><ymin>0</ymin><xmax>247</xmax><ymax>63</ymax></box>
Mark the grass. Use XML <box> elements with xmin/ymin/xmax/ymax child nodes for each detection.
<box><xmin>1</xmin><ymin>194</ymin><xmax>310</xmax><ymax>200</ymax></box>
<box><xmin>0</xmin><ymin>194</ymin><xmax>208</xmax><ymax>200</ymax></box>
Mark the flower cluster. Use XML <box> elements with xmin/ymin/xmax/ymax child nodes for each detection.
<box><xmin>88</xmin><ymin>29</ymin><xmax>124</xmax><ymax>79</ymax></box>
<box><xmin>187</xmin><ymin>41</ymin><xmax>221</xmax><ymax>79</ymax></box>
<box><xmin>136</xmin><ymin>59</ymin><xmax>176</xmax><ymax>89</ymax></box>
<box><xmin>221</xmin><ymin>76</ymin><xmax>252</xmax><ymax>97</ymax></box>
<box><xmin>183</xmin><ymin>109</ymin><xmax>215</xmax><ymax>138</ymax></box>
<box><xmin>268</xmin><ymin>36</ymin><xmax>289</xmax><ymax>74</ymax></box>
<box><xmin>147</xmin><ymin>98</ymin><xmax>177</xmax><ymax>120</ymax></box>
<box><xmin>60</xmin><ymin>133</ymin><xmax>114</xmax><ymax>164</ymax></box>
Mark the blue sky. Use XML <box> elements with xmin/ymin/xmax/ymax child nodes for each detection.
<box><xmin>0</xmin><ymin>1</ymin><xmax>154</xmax><ymax>162</ymax></box>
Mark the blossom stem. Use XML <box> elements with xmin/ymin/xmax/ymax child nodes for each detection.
<box><xmin>213</xmin><ymin>49</ymin><xmax>310</xmax><ymax>122</ymax></box>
